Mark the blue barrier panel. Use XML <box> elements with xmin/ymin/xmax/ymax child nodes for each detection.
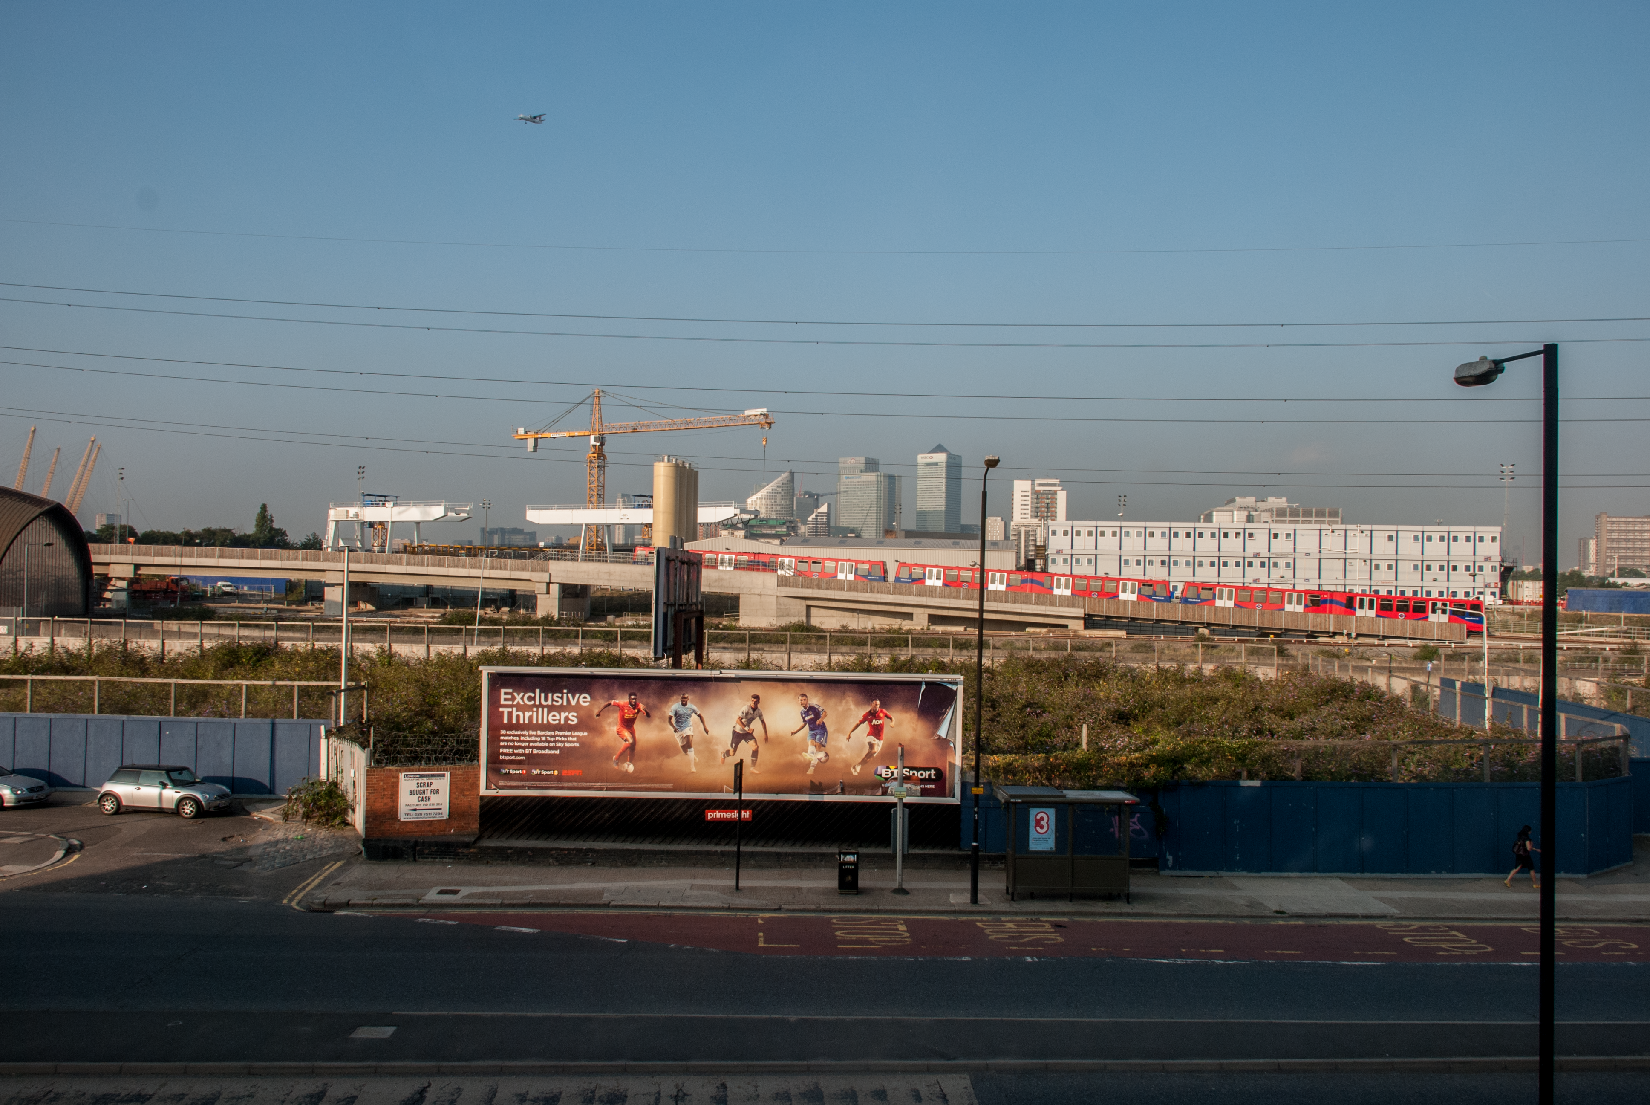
<box><xmin>1158</xmin><ymin>777</ymin><xmax>1632</xmax><ymax>875</ymax></box>
<box><xmin>1443</xmin><ymin>679</ymin><xmax>1650</xmax><ymax>757</ymax></box>
<box><xmin>1634</xmin><ymin>761</ymin><xmax>1650</xmax><ymax>834</ymax></box>
<box><xmin>228</xmin><ymin>721</ymin><xmax>270</xmax><ymax>795</ymax></box>
<box><xmin>0</xmin><ymin>713</ymin><xmax>327</xmax><ymax>795</ymax></box>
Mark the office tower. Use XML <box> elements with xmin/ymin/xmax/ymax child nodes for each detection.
<box><xmin>916</xmin><ymin>445</ymin><xmax>962</xmax><ymax>533</ymax></box>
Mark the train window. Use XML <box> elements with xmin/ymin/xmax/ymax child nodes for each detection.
<box><xmin>1378</xmin><ymin>599</ymin><xmax>1393</xmax><ymax>612</ymax></box>
<box><xmin>823</xmin><ymin>561</ymin><xmax>836</xmax><ymax>572</ymax></box>
<box><xmin>1395</xmin><ymin>600</ymin><xmax>1410</xmax><ymax>613</ymax></box>
<box><xmin>1236</xmin><ymin>590</ymin><xmax>1251</xmax><ymax>602</ymax></box>
<box><xmin>1199</xmin><ymin>586</ymin><xmax>1215</xmax><ymax>599</ymax></box>
<box><xmin>1102</xmin><ymin>580</ymin><xmax>1118</xmax><ymax>594</ymax></box>
<box><xmin>1268</xmin><ymin>591</ymin><xmax>1283</xmax><ymax>604</ymax></box>
<box><xmin>895</xmin><ymin>566</ymin><xmax>913</xmax><ymax>580</ymax></box>
<box><xmin>1008</xmin><ymin>574</ymin><xmax>1022</xmax><ymax>586</ymax></box>
<box><xmin>1075</xmin><ymin>578</ymin><xmax>1089</xmax><ymax>592</ymax></box>
<box><xmin>1307</xmin><ymin>594</ymin><xmax>1323</xmax><ymax>607</ymax></box>
<box><xmin>811</xmin><ymin>561</ymin><xmax>823</xmax><ymax>573</ymax></box>
<box><xmin>945</xmin><ymin>569</ymin><xmax>959</xmax><ymax>582</ymax></box>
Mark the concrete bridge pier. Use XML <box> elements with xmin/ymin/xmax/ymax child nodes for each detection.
<box><xmin>535</xmin><ymin>582</ymin><xmax>590</xmax><ymax>621</ymax></box>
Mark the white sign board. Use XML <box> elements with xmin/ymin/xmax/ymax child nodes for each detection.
<box><xmin>399</xmin><ymin>771</ymin><xmax>450</xmax><ymax>821</ymax></box>
<box><xmin>1029</xmin><ymin>807</ymin><xmax>1056</xmax><ymax>852</ymax></box>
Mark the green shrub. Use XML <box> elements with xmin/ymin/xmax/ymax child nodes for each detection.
<box><xmin>283</xmin><ymin>777</ymin><xmax>352</xmax><ymax>828</ymax></box>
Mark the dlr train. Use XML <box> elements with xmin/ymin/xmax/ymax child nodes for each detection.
<box><xmin>691</xmin><ymin>548</ymin><xmax>1485</xmax><ymax>634</ymax></box>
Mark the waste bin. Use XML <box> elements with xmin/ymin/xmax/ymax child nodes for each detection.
<box><xmin>837</xmin><ymin>848</ymin><xmax>860</xmax><ymax>894</ymax></box>
<box><xmin>994</xmin><ymin>785</ymin><xmax>1139</xmax><ymax>902</ymax></box>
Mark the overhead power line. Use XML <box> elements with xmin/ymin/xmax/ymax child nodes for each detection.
<box><xmin>4</xmin><ymin>281</ymin><xmax>1650</xmax><ymax>331</ymax></box>
<box><xmin>12</xmin><ymin>345</ymin><xmax>1640</xmax><ymax>403</ymax></box>
<box><xmin>5</xmin><ymin>357</ymin><xmax>1647</xmax><ymax>425</ymax></box>
<box><xmin>5</xmin><ymin>295</ymin><xmax>1650</xmax><ymax>350</ymax></box>
<box><xmin>6</xmin><ymin>217</ymin><xmax>1647</xmax><ymax>257</ymax></box>
<box><xmin>3</xmin><ymin>405</ymin><xmax>1648</xmax><ymax>491</ymax></box>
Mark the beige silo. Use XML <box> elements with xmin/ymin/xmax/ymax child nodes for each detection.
<box><xmin>652</xmin><ymin>456</ymin><xmax>699</xmax><ymax>547</ymax></box>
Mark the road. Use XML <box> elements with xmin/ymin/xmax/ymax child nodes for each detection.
<box><xmin>2</xmin><ymin>893</ymin><xmax>1646</xmax><ymax>1060</ymax></box>
<box><xmin>2</xmin><ymin>799</ymin><xmax>1647</xmax><ymax>1101</ymax></box>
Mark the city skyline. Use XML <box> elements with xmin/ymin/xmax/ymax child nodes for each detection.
<box><xmin>1</xmin><ymin>4</ymin><xmax>1644</xmax><ymax>562</ymax></box>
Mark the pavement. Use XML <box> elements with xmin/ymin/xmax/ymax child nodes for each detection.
<box><xmin>3</xmin><ymin>1073</ymin><xmax>1650</xmax><ymax>1105</ymax></box>
<box><xmin>306</xmin><ymin>836</ymin><xmax>1650</xmax><ymax>922</ymax></box>
<box><xmin>6</xmin><ymin>787</ymin><xmax>1648</xmax><ymax>923</ymax></box>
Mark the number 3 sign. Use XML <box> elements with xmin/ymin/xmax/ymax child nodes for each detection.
<box><xmin>1029</xmin><ymin>807</ymin><xmax>1056</xmax><ymax>852</ymax></box>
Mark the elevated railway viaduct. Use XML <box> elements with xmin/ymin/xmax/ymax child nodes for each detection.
<box><xmin>88</xmin><ymin>544</ymin><xmax>1466</xmax><ymax>642</ymax></box>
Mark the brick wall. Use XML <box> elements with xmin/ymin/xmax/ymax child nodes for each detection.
<box><xmin>362</xmin><ymin>763</ymin><xmax>480</xmax><ymax>840</ymax></box>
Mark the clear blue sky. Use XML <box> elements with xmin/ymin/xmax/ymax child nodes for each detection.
<box><xmin>2</xmin><ymin>1</ymin><xmax>1645</xmax><ymax>564</ymax></box>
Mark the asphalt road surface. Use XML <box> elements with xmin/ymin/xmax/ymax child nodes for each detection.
<box><xmin>3</xmin><ymin>893</ymin><xmax>1647</xmax><ymax>1059</ymax></box>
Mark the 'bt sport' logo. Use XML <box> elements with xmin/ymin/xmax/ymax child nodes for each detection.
<box><xmin>874</xmin><ymin>765</ymin><xmax>940</xmax><ymax>783</ymax></box>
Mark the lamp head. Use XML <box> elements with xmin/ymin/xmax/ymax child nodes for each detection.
<box><xmin>983</xmin><ymin>455</ymin><xmax>1000</xmax><ymax>470</ymax></box>
<box><xmin>1454</xmin><ymin>356</ymin><xmax>1504</xmax><ymax>387</ymax></box>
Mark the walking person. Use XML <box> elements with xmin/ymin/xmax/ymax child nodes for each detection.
<box><xmin>1505</xmin><ymin>824</ymin><xmax>1540</xmax><ymax>889</ymax></box>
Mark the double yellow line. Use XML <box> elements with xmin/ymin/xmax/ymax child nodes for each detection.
<box><xmin>284</xmin><ymin>858</ymin><xmax>346</xmax><ymax>911</ymax></box>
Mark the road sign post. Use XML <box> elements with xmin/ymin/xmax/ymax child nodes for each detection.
<box><xmin>892</xmin><ymin>744</ymin><xmax>909</xmax><ymax>895</ymax></box>
<box><xmin>733</xmin><ymin>758</ymin><xmax>743</xmax><ymax>891</ymax></box>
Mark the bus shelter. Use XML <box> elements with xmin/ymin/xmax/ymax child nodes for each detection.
<box><xmin>995</xmin><ymin>785</ymin><xmax>1141</xmax><ymax>902</ymax></box>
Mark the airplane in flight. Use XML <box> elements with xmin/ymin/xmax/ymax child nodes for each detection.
<box><xmin>516</xmin><ymin>113</ymin><xmax>545</xmax><ymax>124</ymax></box>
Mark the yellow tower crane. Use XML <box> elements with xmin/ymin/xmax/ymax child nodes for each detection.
<box><xmin>514</xmin><ymin>388</ymin><xmax>774</xmax><ymax>555</ymax></box>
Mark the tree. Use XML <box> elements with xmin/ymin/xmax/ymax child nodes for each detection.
<box><xmin>297</xmin><ymin>532</ymin><xmax>324</xmax><ymax>550</ymax></box>
<box><xmin>250</xmin><ymin>504</ymin><xmax>290</xmax><ymax>548</ymax></box>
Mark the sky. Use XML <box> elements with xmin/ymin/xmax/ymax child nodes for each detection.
<box><xmin>1</xmin><ymin>1</ymin><xmax>1646</xmax><ymax>565</ymax></box>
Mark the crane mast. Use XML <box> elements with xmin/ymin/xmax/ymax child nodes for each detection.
<box><xmin>514</xmin><ymin>388</ymin><xmax>774</xmax><ymax>555</ymax></box>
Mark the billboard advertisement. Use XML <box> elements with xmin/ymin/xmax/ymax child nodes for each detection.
<box><xmin>481</xmin><ymin>668</ymin><xmax>961</xmax><ymax>803</ymax></box>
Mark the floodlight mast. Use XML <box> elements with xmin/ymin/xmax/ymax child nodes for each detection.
<box><xmin>1454</xmin><ymin>343</ymin><xmax>1557</xmax><ymax>1105</ymax></box>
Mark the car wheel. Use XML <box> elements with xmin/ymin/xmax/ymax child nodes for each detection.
<box><xmin>98</xmin><ymin>793</ymin><xmax>121</xmax><ymax>815</ymax></box>
<box><xmin>177</xmin><ymin>797</ymin><xmax>202</xmax><ymax>819</ymax></box>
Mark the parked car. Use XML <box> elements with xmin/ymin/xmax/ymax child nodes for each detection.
<box><xmin>97</xmin><ymin>765</ymin><xmax>232</xmax><ymax>819</ymax></box>
<box><xmin>0</xmin><ymin>769</ymin><xmax>50</xmax><ymax>808</ymax></box>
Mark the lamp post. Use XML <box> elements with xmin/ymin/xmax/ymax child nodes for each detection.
<box><xmin>1455</xmin><ymin>344</ymin><xmax>1557</xmax><ymax>1104</ymax></box>
<box><xmin>970</xmin><ymin>454</ymin><xmax>999</xmax><ymax>905</ymax></box>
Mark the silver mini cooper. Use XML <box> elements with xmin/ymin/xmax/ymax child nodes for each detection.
<box><xmin>98</xmin><ymin>765</ymin><xmax>233</xmax><ymax>819</ymax></box>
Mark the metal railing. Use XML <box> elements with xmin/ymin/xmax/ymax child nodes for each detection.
<box><xmin>0</xmin><ymin>674</ymin><xmax>336</xmax><ymax>719</ymax></box>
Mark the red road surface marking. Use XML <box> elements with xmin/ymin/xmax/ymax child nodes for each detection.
<box><xmin>421</xmin><ymin>913</ymin><xmax>1650</xmax><ymax>963</ymax></box>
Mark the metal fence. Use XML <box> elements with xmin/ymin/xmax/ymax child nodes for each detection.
<box><xmin>0</xmin><ymin>674</ymin><xmax>338</xmax><ymax>719</ymax></box>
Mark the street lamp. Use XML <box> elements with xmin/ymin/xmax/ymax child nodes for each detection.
<box><xmin>1455</xmin><ymin>344</ymin><xmax>1557</xmax><ymax>1104</ymax></box>
<box><xmin>970</xmin><ymin>454</ymin><xmax>999</xmax><ymax>905</ymax></box>
<box><xmin>481</xmin><ymin>499</ymin><xmax>493</xmax><ymax>546</ymax></box>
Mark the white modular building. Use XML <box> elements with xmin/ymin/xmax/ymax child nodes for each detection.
<box><xmin>1038</xmin><ymin>520</ymin><xmax>1506</xmax><ymax>603</ymax></box>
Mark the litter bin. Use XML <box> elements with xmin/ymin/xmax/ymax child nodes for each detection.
<box><xmin>995</xmin><ymin>785</ymin><xmax>1139</xmax><ymax>902</ymax></box>
<box><xmin>838</xmin><ymin>848</ymin><xmax>860</xmax><ymax>894</ymax></box>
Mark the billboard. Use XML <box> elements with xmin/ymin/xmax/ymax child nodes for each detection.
<box><xmin>481</xmin><ymin>668</ymin><xmax>962</xmax><ymax>803</ymax></box>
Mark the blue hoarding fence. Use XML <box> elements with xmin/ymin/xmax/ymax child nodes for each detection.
<box><xmin>964</xmin><ymin>774</ymin><xmax>1635</xmax><ymax>875</ymax></box>
<box><xmin>1563</xmin><ymin>588</ymin><xmax>1650</xmax><ymax>615</ymax></box>
<box><xmin>0</xmin><ymin>713</ymin><xmax>327</xmax><ymax>796</ymax></box>
<box><xmin>1441</xmin><ymin>678</ymin><xmax>1649</xmax><ymax>758</ymax></box>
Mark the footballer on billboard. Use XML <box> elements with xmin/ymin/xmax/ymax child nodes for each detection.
<box><xmin>481</xmin><ymin>668</ymin><xmax>961</xmax><ymax>802</ymax></box>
